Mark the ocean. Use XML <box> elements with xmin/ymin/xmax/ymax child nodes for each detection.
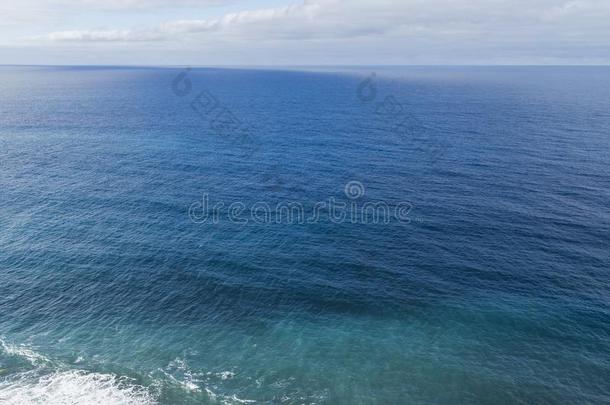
<box><xmin>0</xmin><ymin>66</ymin><xmax>609</xmax><ymax>404</ymax></box>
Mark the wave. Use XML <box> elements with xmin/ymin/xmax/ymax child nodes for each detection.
<box><xmin>0</xmin><ymin>340</ymin><xmax>260</xmax><ymax>405</ymax></box>
<box><xmin>0</xmin><ymin>339</ymin><xmax>156</xmax><ymax>405</ymax></box>
<box><xmin>0</xmin><ymin>340</ymin><xmax>50</xmax><ymax>366</ymax></box>
<box><xmin>0</xmin><ymin>370</ymin><xmax>156</xmax><ymax>405</ymax></box>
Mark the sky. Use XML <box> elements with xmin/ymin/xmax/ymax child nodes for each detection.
<box><xmin>1</xmin><ymin>0</ymin><xmax>610</xmax><ymax>65</ymax></box>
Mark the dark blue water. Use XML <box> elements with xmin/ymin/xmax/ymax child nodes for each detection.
<box><xmin>0</xmin><ymin>66</ymin><xmax>609</xmax><ymax>404</ymax></box>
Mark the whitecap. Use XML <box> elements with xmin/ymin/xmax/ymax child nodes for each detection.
<box><xmin>217</xmin><ymin>371</ymin><xmax>235</xmax><ymax>380</ymax></box>
<box><xmin>0</xmin><ymin>340</ymin><xmax>49</xmax><ymax>366</ymax></box>
<box><xmin>0</xmin><ymin>339</ymin><xmax>156</xmax><ymax>405</ymax></box>
<box><xmin>0</xmin><ymin>370</ymin><xmax>156</xmax><ymax>405</ymax></box>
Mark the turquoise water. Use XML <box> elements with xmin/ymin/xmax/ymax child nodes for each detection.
<box><xmin>0</xmin><ymin>66</ymin><xmax>609</xmax><ymax>404</ymax></box>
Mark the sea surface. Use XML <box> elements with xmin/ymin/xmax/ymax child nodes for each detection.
<box><xmin>0</xmin><ymin>66</ymin><xmax>609</xmax><ymax>404</ymax></box>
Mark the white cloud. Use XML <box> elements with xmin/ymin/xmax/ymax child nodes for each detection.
<box><xmin>34</xmin><ymin>0</ymin><xmax>610</xmax><ymax>42</ymax></box>
<box><xmin>5</xmin><ymin>0</ymin><xmax>610</xmax><ymax>64</ymax></box>
<box><xmin>0</xmin><ymin>0</ymin><xmax>232</xmax><ymax>28</ymax></box>
<box><xmin>40</xmin><ymin>30</ymin><xmax>165</xmax><ymax>42</ymax></box>
<box><xmin>35</xmin><ymin>0</ymin><xmax>335</xmax><ymax>41</ymax></box>
<box><xmin>542</xmin><ymin>0</ymin><xmax>610</xmax><ymax>21</ymax></box>
<box><xmin>5</xmin><ymin>0</ymin><xmax>231</xmax><ymax>12</ymax></box>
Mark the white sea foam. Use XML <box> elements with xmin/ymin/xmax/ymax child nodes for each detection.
<box><xmin>0</xmin><ymin>339</ymin><xmax>156</xmax><ymax>405</ymax></box>
<box><xmin>224</xmin><ymin>395</ymin><xmax>256</xmax><ymax>404</ymax></box>
<box><xmin>0</xmin><ymin>370</ymin><xmax>156</xmax><ymax>405</ymax></box>
<box><xmin>0</xmin><ymin>340</ymin><xmax>49</xmax><ymax>366</ymax></box>
<box><xmin>0</xmin><ymin>340</ymin><xmax>255</xmax><ymax>405</ymax></box>
<box><xmin>217</xmin><ymin>371</ymin><xmax>235</xmax><ymax>380</ymax></box>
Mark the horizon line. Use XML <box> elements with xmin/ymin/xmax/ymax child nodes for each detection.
<box><xmin>2</xmin><ymin>64</ymin><xmax>610</xmax><ymax>68</ymax></box>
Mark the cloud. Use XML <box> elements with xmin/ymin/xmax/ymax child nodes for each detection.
<box><xmin>79</xmin><ymin>0</ymin><xmax>224</xmax><ymax>7</ymax></box>
<box><xmin>25</xmin><ymin>0</ymin><xmax>231</xmax><ymax>11</ymax></box>
<box><xmin>35</xmin><ymin>0</ymin><xmax>336</xmax><ymax>42</ymax></box>
<box><xmin>34</xmin><ymin>0</ymin><xmax>610</xmax><ymax>43</ymax></box>
<box><xmin>10</xmin><ymin>0</ymin><xmax>610</xmax><ymax>64</ymax></box>
<box><xmin>39</xmin><ymin>30</ymin><xmax>165</xmax><ymax>42</ymax></box>
<box><xmin>0</xmin><ymin>0</ymin><xmax>233</xmax><ymax>28</ymax></box>
<box><xmin>542</xmin><ymin>0</ymin><xmax>610</xmax><ymax>21</ymax></box>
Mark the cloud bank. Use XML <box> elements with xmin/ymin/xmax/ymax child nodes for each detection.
<box><xmin>4</xmin><ymin>0</ymin><xmax>610</xmax><ymax>64</ymax></box>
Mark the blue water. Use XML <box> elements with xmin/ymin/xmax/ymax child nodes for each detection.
<box><xmin>0</xmin><ymin>66</ymin><xmax>609</xmax><ymax>404</ymax></box>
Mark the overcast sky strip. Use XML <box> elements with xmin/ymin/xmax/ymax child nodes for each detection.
<box><xmin>1</xmin><ymin>0</ymin><xmax>610</xmax><ymax>65</ymax></box>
